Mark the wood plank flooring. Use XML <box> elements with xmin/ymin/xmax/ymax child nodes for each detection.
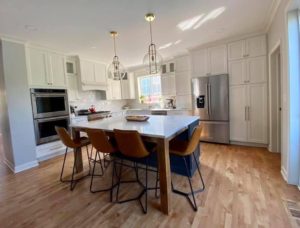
<box><xmin>0</xmin><ymin>142</ymin><xmax>299</xmax><ymax>228</ymax></box>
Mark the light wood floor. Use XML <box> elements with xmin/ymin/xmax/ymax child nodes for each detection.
<box><xmin>0</xmin><ymin>142</ymin><xmax>299</xmax><ymax>228</ymax></box>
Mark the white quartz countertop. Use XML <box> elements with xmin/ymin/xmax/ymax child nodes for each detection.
<box><xmin>70</xmin><ymin>115</ymin><xmax>199</xmax><ymax>139</ymax></box>
<box><xmin>126</xmin><ymin>108</ymin><xmax>192</xmax><ymax>111</ymax></box>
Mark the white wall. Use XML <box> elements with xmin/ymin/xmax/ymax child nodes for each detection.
<box><xmin>267</xmin><ymin>0</ymin><xmax>300</xmax><ymax>184</ymax></box>
<box><xmin>0</xmin><ymin>40</ymin><xmax>38</xmax><ymax>172</ymax></box>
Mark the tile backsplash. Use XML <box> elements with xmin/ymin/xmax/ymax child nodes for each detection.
<box><xmin>69</xmin><ymin>90</ymin><xmax>128</xmax><ymax>112</ymax></box>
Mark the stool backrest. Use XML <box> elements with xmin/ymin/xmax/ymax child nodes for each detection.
<box><xmin>184</xmin><ymin>126</ymin><xmax>203</xmax><ymax>155</ymax></box>
<box><xmin>114</xmin><ymin>129</ymin><xmax>149</xmax><ymax>158</ymax></box>
<box><xmin>55</xmin><ymin>127</ymin><xmax>77</xmax><ymax>148</ymax></box>
<box><xmin>86</xmin><ymin>129</ymin><xmax>116</xmax><ymax>153</ymax></box>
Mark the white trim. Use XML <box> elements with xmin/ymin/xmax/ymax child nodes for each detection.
<box><xmin>3</xmin><ymin>158</ymin><xmax>39</xmax><ymax>173</ymax></box>
<box><xmin>268</xmin><ymin>40</ymin><xmax>281</xmax><ymax>153</ymax></box>
<box><xmin>3</xmin><ymin>157</ymin><xmax>15</xmax><ymax>173</ymax></box>
<box><xmin>0</xmin><ymin>35</ymin><xmax>27</xmax><ymax>44</ymax></box>
<box><xmin>265</xmin><ymin>0</ymin><xmax>283</xmax><ymax>32</ymax></box>
<box><xmin>298</xmin><ymin>186</ymin><xmax>300</xmax><ymax>191</ymax></box>
<box><xmin>281</xmin><ymin>166</ymin><xmax>288</xmax><ymax>182</ymax></box>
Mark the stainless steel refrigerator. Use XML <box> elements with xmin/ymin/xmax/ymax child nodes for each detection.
<box><xmin>192</xmin><ymin>74</ymin><xmax>229</xmax><ymax>144</ymax></box>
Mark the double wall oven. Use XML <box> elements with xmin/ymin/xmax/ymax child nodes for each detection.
<box><xmin>31</xmin><ymin>88</ymin><xmax>70</xmax><ymax>145</ymax></box>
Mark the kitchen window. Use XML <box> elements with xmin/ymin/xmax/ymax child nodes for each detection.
<box><xmin>137</xmin><ymin>74</ymin><xmax>162</xmax><ymax>104</ymax></box>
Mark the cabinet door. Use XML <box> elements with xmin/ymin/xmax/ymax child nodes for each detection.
<box><xmin>121</xmin><ymin>79</ymin><xmax>130</xmax><ymax>99</ymax></box>
<box><xmin>247</xmin><ymin>83</ymin><xmax>268</xmax><ymax>143</ymax></box>
<box><xmin>228</xmin><ymin>40</ymin><xmax>245</xmax><ymax>61</ymax></box>
<box><xmin>176</xmin><ymin>72</ymin><xmax>191</xmax><ymax>95</ymax></box>
<box><xmin>80</xmin><ymin>60</ymin><xmax>95</xmax><ymax>83</ymax></box>
<box><xmin>247</xmin><ymin>56</ymin><xmax>267</xmax><ymax>84</ymax></box>
<box><xmin>209</xmin><ymin>45</ymin><xmax>228</xmax><ymax>75</ymax></box>
<box><xmin>246</xmin><ymin>35</ymin><xmax>266</xmax><ymax>58</ymax></box>
<box><xmin>94</xmin><ymin>63</ymin><xmax>107</xmax><ymax>85</ymax></box>
<box><xmin>161</xmin><ymin>75</ymin><xmax>176</xmax><ymax>95</ymax></box>
<box><xmin>111</xmin><ymin>80</ymin><xmax>122</xmax><ymax>100</ymax></box>
<box><xmin>191</xmin><ymin>49</ymin><xmax>208</xmax><ymax>77</ymax></box>
<box><xmin>229</xmin><ymin>85</ymin><xmax>248</xmax><ymax>142</ymax></box>
<box><xmin>175</xmin><ymin>55</ymin><xmax>190</xmax><ymax>72</ymax></box>
<box><xmin>27</xmin><ymin>48</ymin><xmax>49</xmax><ymax>86</ymax></box>
<box><xmin>48</xmin><ymin>53</ymin><xmax>66</xmax><ymax>87</ymax></box>
<box><xmin>228</xmin><ymin>59</ymin><xmax>247</xmax><ymax>85</ymax></box>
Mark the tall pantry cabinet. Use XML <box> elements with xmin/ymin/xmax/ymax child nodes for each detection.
<box><xmin>228</xmin><ymin>35</ymin><xmax>268</xmax><ymax>144</ymax></box>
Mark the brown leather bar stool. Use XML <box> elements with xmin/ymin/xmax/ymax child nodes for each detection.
<box><xmin>169</xmin><ymin>126</ymin><xmax>205</xmax><ymax>211</ymax></box>
<box><xmin>113</xmin><ymin>129</ymin><xmax>158</xmax><ymax>214</ymax></box>
<box><xmin>86</xmin><ymin>129</ymin><xmax>118</xmax><ymax>200</ymax></box>
<box><xmin>55</xmin><ymin>126</ymin><xmax>91</xmax><ymax>191</ymax></box>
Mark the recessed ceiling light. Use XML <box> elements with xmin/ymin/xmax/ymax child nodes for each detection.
<box><xmin>91</xmin><ymin>46</ymin><xmax>97</xmax><ymax>49</ymax></box>
<box><xmin>177</xmin><ymin>14</ymin><xmax>204</xmax><ymax>31</ymax></box>
<box><xmin>24</xmin><ymin>25</ymin><xmax>38</xmax><ymax>31</ymax></box>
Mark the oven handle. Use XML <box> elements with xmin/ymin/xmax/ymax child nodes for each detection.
<box><xmin>35</xmin><ymin>116</ymin><xmax>70</xmax><ymax>123</ymax></box>
<box><xmin>32</xmin><ymin>93</ymin><xmax>68</xmax><ymax>97</ymax></box>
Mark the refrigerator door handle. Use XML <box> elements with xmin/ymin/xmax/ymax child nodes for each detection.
<box><xmin>209</xmin><ymin>83</ymin><xmax>212</xmax><ymax>116</ymax></box>
<box><xmin>245</xmin><ymin>106</ymin><xmax>247</xmax><ymax>121</ymax></box>
<box><xmin>206</xmin><ymin>83</ymin><xmax>209</xmax><ymax>115</ymax></box>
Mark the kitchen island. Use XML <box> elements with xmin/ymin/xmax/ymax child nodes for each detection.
<box><xmin>70</xmin><ymin>115</ymin><xmax>199</xmax><ymax>214</ymax></box>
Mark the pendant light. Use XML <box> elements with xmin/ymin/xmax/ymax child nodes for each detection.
<box><xmin>143</xmin><ymin>13</ymin><xmax>163</xmax><ymax>74</ymax></box>
<box><xmin>107</xmin><ymin>31</ymin><xmax>125</xmax><ymax>80</ymax></box>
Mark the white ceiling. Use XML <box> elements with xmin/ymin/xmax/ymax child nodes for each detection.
<box><xmin>0</xmin><ymin>0</ymin><xmax>276</xmax><ymax>67</ymax></box>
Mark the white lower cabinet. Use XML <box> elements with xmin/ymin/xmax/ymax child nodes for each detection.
<box><xmin>230</xmin><ymin>85</ymin><xmax>248</xmax><ymax>142</ymax></box>
<box><xmin>230</xmin><ymin>83</ymin><xmax>267</xmax><ymax>144</ymax></box>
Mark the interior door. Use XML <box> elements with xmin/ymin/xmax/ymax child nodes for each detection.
<box><xmin>192</xmin><ymin>77</ymin><xmax>209</xmax><ymax>120</ymax></box>
<box><xmin>208</xmin><ymin>74</ymin><xmax>229</xmax><ymax>121</ymax></box>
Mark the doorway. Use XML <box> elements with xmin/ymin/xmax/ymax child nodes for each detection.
<box><xmin>269</xmin><ymin>43</ymin><xmax>282</xmax><ymax>153</ymax></box>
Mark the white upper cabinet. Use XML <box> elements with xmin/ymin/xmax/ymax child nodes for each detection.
<box><xmin>48</xmin><ymin>53</ymin><xmax>66</xmax><ymax>87</ymax></box>
<box><xmin>191</xmin><ymin>44</ymin><xmax>227</xmax><ymax>77</ymax></box>
<box><xmin>161</xmin><ymin>74</ymin><xmax>176</xmax><ymax>96</ymax></box>
<box><xmin>121</xmin><ymin>73</ymin><xmax>136</xmax><ymax>100</ymax></box>
<box><xmin>228</xmin><ymin>35</ymin><xmax>266</xmax><ymax>60</ymax></box>
<box><xmin>246</xmin><ymin>36</ymin><xmax>267</xmax><ymax>58</ymax></box>
<box><xmin>175</xmin><ymin>55</ymin><xmax>190</xmax><ymax>72</ymax></box>
<box><xmin>175</xmin><ymin>71</ymin><xmax>191</xmax><ymax>95</ymax></box>
<box><xmin>80</xmin><ymin>60</ymin><xmax>94</xmax><ymax>84</ymax></box>
<box><xmin>209</xmin><ymin>45</ymin><xmax>228</xmax><ymax>75</ymax></box>
<box><xmin>94</xmin><ymin>63</ymin><xmax>107</xmax><ymax>84</ymax></box>
<box><xmin>27</xmin><ymin>46</ymin><xmax>66</xmax><ymax>88</ymax></box>
<box><xmin>191</xmin><ymin>48</ymin><xmax>208</xmax><ymax>77</ymax></box>
<box><xmin>27</xmin><ymin>47</ymin><xmax>49</xmax><ymax>86</ymax></box>
<box><xmin>228</xmin><ymin>59</ymin><xmax>247</xmax><ymax>85</ymax></box>
<box><xmin>228</xmin><ymin>40</ymin><xmax>245</xmax><ymax>61</ymax></box>
<box><xmin>106</xmin><ymin>79</ymin><xmax>122</xmax><ymax>100</ymax></box>
<box><xmin>229</xmin><ymin>56</ymin><xmax>267</xmax><ymax>85</ymax></box>
<box><xmin>247</xmin><ymin>56</ymin><xmax>267</xmax><ymax>84</ymax></box>
<box><xmin>79</xmin><ymin>58</ymin><xmax>107</xmax><ymax>86</ymax></box>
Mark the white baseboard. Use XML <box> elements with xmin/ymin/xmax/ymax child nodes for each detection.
<box><xmin>3</xmin><ymin>157</ymin><xmax>39</xmax><ymax>173</ymax></box>
<box><xmin>37</xmin><ymin>148</ymin><xmax>67</xmax><ymax>162</ymax></box>
<box><xmin>281</xmin><ymin>166</ymin><xmax>288</xmax><ymax>182</ymax></box>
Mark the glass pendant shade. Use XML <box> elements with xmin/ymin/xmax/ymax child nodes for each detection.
<box><xmin>107</xmin><ymin>31</ymin><xmax>125</xmax><ymax>80</ymax></box>
<box><xmin>107</xmin><ymin>55</ymin><xmax>126</xmax><ymax>80</ymax></box>
<box><xmin>143</xmin><ymin>43</ymin><xmax>163</xmax><ymax>74</ymax></box>
<box><xmin>144</xmin><ymin>13</ymin><xmax>163</xmax><ymax>74</ymax></box>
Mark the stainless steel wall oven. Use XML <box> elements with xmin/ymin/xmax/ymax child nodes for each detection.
<box><xmin>30</xmin><ymin>89</ymin><xmax>70</xmax><ymax>145</ymax></box>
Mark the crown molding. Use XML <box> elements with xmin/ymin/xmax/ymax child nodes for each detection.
<box><xmin>265</xmin><ymin>0</ymin><xmax>282</xmax><ymax>32</ymax></box>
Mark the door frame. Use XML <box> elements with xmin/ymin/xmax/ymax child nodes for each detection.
<box><xmin>268</xmin><ymin>40</ymin><xmax>282</xmax><ymax>153</ymax></box>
